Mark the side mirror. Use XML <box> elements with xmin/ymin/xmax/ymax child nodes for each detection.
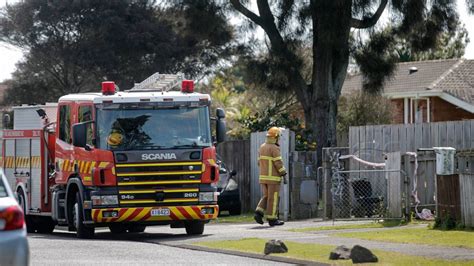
<box><xmin>216</xmin><ymin>108</ymin><xmax>225</xmax><ymax>119</ymax></box>
<box><xmin>216</xmin><ymin>119</ymin><xmax>226</xmax><ymax>143</ymax></box>
<box><xmin>72</xmin><ymin>122</ymin><xmax>93</xmax><ymax>150</ymax></box>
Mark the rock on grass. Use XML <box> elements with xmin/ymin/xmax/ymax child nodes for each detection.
<box><xmin>351</xmin><ymin>245</ymin><xmax>378</xmax><ymax>263</ymax></box>
<box><xmin>329</xmin><ymin>245</ymin><xmax>351</xmax><ymax>260</ymax></box>
<box><xmin>264</xmin><ymin>239</ymin><xmax>288</xmax><ymax>255</ymax></box>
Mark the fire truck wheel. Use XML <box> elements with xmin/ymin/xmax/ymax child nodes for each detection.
<box><xmin>17</xmin><ymin>189</ymin><xmax>36</xmax><ymax>233</ymax></box>
<box><xmin>184</xmin><ymin>221</ymin><xmax>205</xmax><ymax>235</ymax></box>
<box><xmin>73</xmin><ymin>192</ymin><xmax>95</xmax><ymax>239</ymax></box>
<box><xmin>108</xmin><ymin>224</ymin><xmax>127</xmax><ymax>234</ymax></box>
<box><xmin>128</xmin><ymin>225</ymin><xmax>146</xmax><ymax>233</ymax></box>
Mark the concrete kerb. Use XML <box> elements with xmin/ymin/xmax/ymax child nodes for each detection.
<box><xmin>162</xmin><ymin>242</ymin><xmax>329</xmax><ymax>266</ymax></box>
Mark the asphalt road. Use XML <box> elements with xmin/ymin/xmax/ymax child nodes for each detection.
<box><xmin>28</xmin><ymin>226</ymin><xmax>289</xmax><ymax>266</ymax></box>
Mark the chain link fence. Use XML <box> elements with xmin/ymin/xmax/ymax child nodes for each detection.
<box><xmin>332</xmin><ymin>169</ymin><xmax>396</xmax><ymax>219</ymax></box>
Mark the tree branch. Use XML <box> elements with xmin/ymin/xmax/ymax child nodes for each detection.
<box><xmin>229</xmin><ymin>0</ymin><xmax>263</xmax><ymax>26</ymax></box>
<box><xmin>351</xmin><ymin>0</ymin><xmax>388</xmax><ymax>29</ymax></box>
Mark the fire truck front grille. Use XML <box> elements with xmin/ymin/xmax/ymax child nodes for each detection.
<box><xmin>115</xmin><ymin>162</ymin><xmax>202</xmax><ymax>206</ymax></box>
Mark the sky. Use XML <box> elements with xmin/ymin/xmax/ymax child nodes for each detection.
<box><xmin>0</xmin><ymin>0</ymin><xmax>473</xmax><ymax>82</ymax></box>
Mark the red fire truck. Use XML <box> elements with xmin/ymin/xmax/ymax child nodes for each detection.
<box><xmin>1</xmin><ymin>73</ymin><xmax>226</xmax><ymax>238</ymax></box>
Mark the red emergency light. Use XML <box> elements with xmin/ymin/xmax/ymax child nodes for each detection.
<box><xmin>102</xmin><ymin>81</ymin><xmax>116</xmax><ymax>95</ymax></box>
<box><xmin>181</xmin><ymin>80</ymin><xmax>194</xmax><ymax>93</ymax></box>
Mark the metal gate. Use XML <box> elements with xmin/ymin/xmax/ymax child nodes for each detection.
<box><xmin>324</xmin><ymin>148</ymin><xmax>408</xmax><ymax>220</ymax></box>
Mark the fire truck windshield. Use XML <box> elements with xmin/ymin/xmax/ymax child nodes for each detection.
<box><xmin>95</xmin><ymin>104</ymin><xmax>212</xmax><ymax>150</ymax></box>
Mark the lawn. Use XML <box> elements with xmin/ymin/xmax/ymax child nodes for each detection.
<box><xmin>211</xmin><ymin>213</ymin><xmax>256</xmax><ymax>224</ymax></box>
<box><xmin>194</xmin><ymin>238</ymin><xmax>474</xmax><ymax>265</ymax></box>
<box><xmin>288</xmin><ymin>220</ymin><xmax>404</xmax><ymax>232</ymax></box>
<box><xmin>335</xmin><ymin>227</ymin><xmax>474</xmax><ymax>249</ymax></box>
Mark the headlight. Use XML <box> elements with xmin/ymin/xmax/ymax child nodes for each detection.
<box><xmin>199</xmin><ymin>192</ymin><xmax>217</xmax><ymax>202</ymax></box>
<box><xmin>225</xmin><ymin>178</ymin><xmax>238</xmax><ymax>191</ymax></box>
<box><xmin>91</xmin><ymin>195</ymin><xmax>118</xmax><ymax>206</ymax></box>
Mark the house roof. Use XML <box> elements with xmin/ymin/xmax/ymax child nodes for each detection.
<box><xmin>342</xmin><ymin>59</ymin><xmax>474</xmax><ymax>107</ymax></box>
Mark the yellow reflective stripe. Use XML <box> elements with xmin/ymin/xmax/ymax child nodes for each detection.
<box><xmin>117</xmin><ymin>180</ymin><xmax>201</xmax><ymax>186</ymax></box>
<box><xmin>268</xmin><ymin>158</ymin><xmax>272</xmax><ymax>177</ymax></box>
<box><xmin>256</xmin><ymin>207</ymin><xmax>265</xmax><ymax>213</ymax></box>
<box><xmin>116</xmin><ymin>162</ymin><xmax>202</xmax><ymax>168</ymax></box>
<box><xmin>119</xmin><ymin>190</ymin><xmax>155</xmax><ymax>194</ymax></box>
<box><xmin>278</xmin><ymin>167</ymin><xmax>286</xmax><ymax>173</ymax></box>
<box><xmin>120</xmin><ymin>198</ymin><xmax>197</xmax><ymax>204</ymax></box>
<box><xmin>272</xmin><ymin>191</ymin><xmax>278</xmax><ymax>217</ymax></box>
<box><xmin>119</xmin><ymin>188</ymin><xmax>199</xmax><ymax>194</ymax></box>
<box><xmin>259</xmin><ymin>156</ymin><xmax>282</xmax><ymax>161</ymax></box>
<box><xmin>259</xmin><ymin>175</ymin><xmax>281</xmax><ymax>181</ymax></box>
<box><xmin>117</xmin><ymin>171</ymin><xmax>202</xmax><ymax>177</ymax></box>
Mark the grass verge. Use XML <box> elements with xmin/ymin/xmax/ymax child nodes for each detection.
<box><xmin>193</xmin><ymin>238</ymin><xmax>473</xmax><ymax>265</ymax></box>
<box><xmin>211</xmin><ymin>213</ymin><xmax>256</xmax><ymax>224</ymax></box>
<box><xmin>335</xmin><ymin>227</ymin><xmax>474</xmax><ymax>249</ymax></box>
<box><xmin>288</xmin><ymin>220</ymin><xmax>406</xmax><ymax>232</ymax></box>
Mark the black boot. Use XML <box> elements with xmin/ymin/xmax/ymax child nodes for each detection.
<box><xmin>254</xmin><ymin>211</ymin><xmax>264</xmax><ymax>225</ymax></box>
<box><xmin>268</xmin><ymin>219</ymin><xmax>285</xmax><ymax>226</ymax></box>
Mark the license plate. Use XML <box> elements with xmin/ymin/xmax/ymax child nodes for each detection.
<box><xmin>150</xmin><ymin>208</ymin><xmax>170</xmax><ymax>216</ymax></box>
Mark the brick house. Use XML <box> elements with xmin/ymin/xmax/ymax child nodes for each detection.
<box><xmin>342</xmin><ymin>59</ymin><xmax>474</xmax><ymax>124</ymax></box>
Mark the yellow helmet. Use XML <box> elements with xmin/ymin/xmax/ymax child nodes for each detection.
<box><xmin>266</xmin><ymin>127</ymin><xmax>281</xmax><ymax>138</ymax></box>
<box><xmin>107</xmin><ymin>132</ymin><xmax>123</xmax><ymax>146</ymax></box>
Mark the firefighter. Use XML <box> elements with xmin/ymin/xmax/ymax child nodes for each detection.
<box><xmin>254</xmin><ymin>127</ymin><xmax>287</xmax><ymax>226</ymax></box>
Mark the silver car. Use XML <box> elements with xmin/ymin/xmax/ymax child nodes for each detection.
<box><xmin>0</xmin><ymin>169</ymin><xmax>29</xmax><ymax>266</ymax></box>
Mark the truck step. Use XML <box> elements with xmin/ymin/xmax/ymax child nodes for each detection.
<box><xmin>57</xmin><ymin>219</ymin><xmax>67</xmax><ymax>225</ymax></box>
<box><xmin>59</xmin><ymin>199</ymin><xmax>66</xmax><ymax>207</ymax></box>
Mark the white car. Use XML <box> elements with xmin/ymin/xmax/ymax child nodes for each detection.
<box><xmin>0</xmin><ymin>169</ymin><xmax>30</xmax><ymax>266</ymax></box>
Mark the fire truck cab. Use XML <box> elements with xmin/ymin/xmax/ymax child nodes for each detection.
<box><xmin>2</xmin><ymin>73</ymin><xmax>226</xmax><ymax>238</ymax></box>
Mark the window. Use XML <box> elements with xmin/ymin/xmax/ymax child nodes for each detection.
<box><xmin>59</xmin><ymin>105</ymin><xmax>71</xmax><ymax>143</ymax></box>
<box><xmin>78</xmin><ymin>106</ymin><xmax>92</xmax><ymax>122</ymax></box>
<box><xmin>78</xmin><ymin>105</ymin><xmax>94</xmax><ymax>146</ymax></box>
<box><xmin>95</xmin><ymin>105</ymin><xmax>211</xmax><ymax>150</ymax></box>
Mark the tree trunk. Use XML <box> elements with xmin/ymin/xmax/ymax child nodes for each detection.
<box><xmin>306</xmin><ymin>0</ymin><xmax>352</xmax><ymax>166</ymax></box>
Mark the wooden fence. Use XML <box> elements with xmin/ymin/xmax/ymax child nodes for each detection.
<box><xmin>403</xmin><ymin>151</ymin><xmax>437</xmax><ymax>207</ymax></box>
<box><xmin>349</xmin><ymin>120</ymin><xmax>474</xmax><ymax>208</ymax></box>
<box><xmin>216</xmin><ymin>140</ymin><xmax>251</xmax><ymax>212</ymax></box>
<box><xmin>349</xmin><ymin>120</ymin><xmax>474</xmax><ymax>156</ymax></box>
<box><xmin>457</xmin><ymin>151</ymin><xmax>474</xmax><ymax>228</ymax></box>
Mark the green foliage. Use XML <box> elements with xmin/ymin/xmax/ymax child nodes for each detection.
<box><xmin>337</xmin><ymin>91</ymin><xmax>394</xmax><ymax>136</ymax></box>
<box><xmin>0</xmin><ymin>0</ymin><xmax>234</xmax><ymax>105</ymax></box>
<box><xmin>434</xmin><ymin>214</ymin><xmax>458</xmax><ymax>230</ymax></box>
<box><xmin>396</xmin><ymin>22</ymin><xmax>470</xmax><ymax>62</ymax></box>
<box><xmin>353</xmin><ymin>30</ymin><xmax>398</xmax><ymax>93</ymax></box>
<box><xmin>203</xmin><ymin>64</ymin><xmax>303</xmax><ymax>142</ymax></box>
<box><xmin>237</xmin><ymin>107</ymin><xmax>316</xmax><ymax>151</ymax></box>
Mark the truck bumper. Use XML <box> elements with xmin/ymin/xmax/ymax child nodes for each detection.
<box><xmin>91</xmin><ymin>205</ymin><xmax>218</xmax><ymax>223</ymax></box>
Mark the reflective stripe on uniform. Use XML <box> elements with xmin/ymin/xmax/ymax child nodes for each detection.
<box><xmin>256</xmin><ymin>207</ymin><xmax>265</xmax><ymax>213</ymax></box>
<box><xmin>259</xmin><ymin>175</ymin><xmax>281</xmax><ymax>182</ymax></box>
<box><xmin>259</xmin><ymin>156</ymin><xmax>282</xmax><ymax>161</ymax></box>
<box><xmin>266</xmin><ymin>191</ymin><xmax>279</xmax><ymax>220</ymax></box>
<box><xmin>278</xmin><ymin>167</ymin><xmax>286</xmax><ymax>173</ymax></box>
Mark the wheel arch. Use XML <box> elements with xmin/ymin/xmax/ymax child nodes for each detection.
<box><xmin>65</xmin><ymin>176</ymin><xmax>85</xmax><ymax>226</ymax></box>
